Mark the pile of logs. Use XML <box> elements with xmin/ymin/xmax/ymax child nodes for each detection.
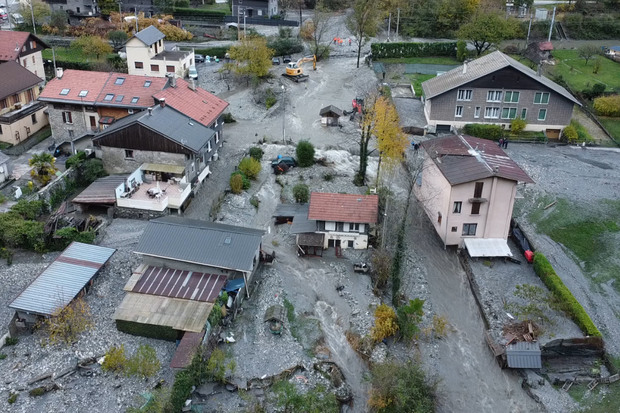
<box><xmin>27</xmin><ymin>355</ymin><xmax>103</xmax><ymax>396</ymax></box>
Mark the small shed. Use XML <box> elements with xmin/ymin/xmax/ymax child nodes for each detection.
<box><xmin>320</xmin><ymin>105</ymin><xmax>343</xmax><ymax>126</ymax></box>
<box><xmin>0</xmin><ymin>151</ymin><xmax>11</xmax><ymax>183</ymax></box>
<box><xmin>506</xmin><ymin>341</ymin><xmax>542</xmax><ymax>369</ymax></box>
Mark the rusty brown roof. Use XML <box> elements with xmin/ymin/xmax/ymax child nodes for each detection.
<box><xmin>132</xmin><ymin>266</ymin><xmax>227</xmax><ymax>303</ymax></box>
<box><xmin>170</xmin><ymin>331</ymin><xmax>205</xmax><ymax>369</ymax></box>
<box><xmin>308</xmin><ymin>192</ymin><xmax>379</xmax><ymax>223</ymax></box>
<box><xmin>420</xmin><ymin>135</ymin><xmax>534</xmax><ymax>185</ymax></box>
<box><xmin>71</xmin><ymin>175</ymin><xmax>127</xmax><ymax>204</ymax></box>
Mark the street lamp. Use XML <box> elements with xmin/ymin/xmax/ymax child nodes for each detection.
<box><xmin>281</xmin><ymin>85</ymin><xmax>286</xmax><ymax>145</ymax></box>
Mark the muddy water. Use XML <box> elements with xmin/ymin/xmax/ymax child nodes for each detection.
<box><xmin>410</xmin><ymin>209</ymin><xmax>543</xmax><ymax>413</ymax></box>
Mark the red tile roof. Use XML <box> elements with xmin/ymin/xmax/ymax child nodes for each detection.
<box><xmin>0</xmin><ymin>31</ymin><xmax>30</xmax><ymax>61</ymax></box>
<box><xmin>154</xmin><ymin>78</ymin><xmax>229</xmax><ymax>127</ymax></box>
<box><xmin>38</xmin><ymin>70</ymin><xmax>167</xmax><ymax>108</ymax></box>
<box><xmin>308</xmin><ymin>193</ymin><xmax>379</xmax><ymax>224</ymax></box>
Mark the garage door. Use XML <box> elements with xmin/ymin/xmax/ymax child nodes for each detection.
<box><xmin>436</xmin><ymin>124</ymin><xmax>451</xmax><ymax>132</ymax></box>
<box><xmin>546</xmin><ymin>129</ymin><xmax>561</xmax><ymax>139</ymax></box>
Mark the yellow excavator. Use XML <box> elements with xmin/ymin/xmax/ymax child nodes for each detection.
<box><xmin>282</xmin><ymin>55</ymin><xmax>316</xmax><ymax>82</ymax></box>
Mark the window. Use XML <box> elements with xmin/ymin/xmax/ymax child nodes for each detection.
<box><xmin>462</xmin><ymin>223</ymin><xmax>477</xmax><ymax>236</ymax></box>
<box><xmin>455</xmin><ymin>106</ymin><xmax>463</xmax><ymax>117</ymax></box>
<box><xmin>534</xmin><ymin>92</ymin><xmax>550</xmax><ymax>104</ymax></box>
<box><xmin>60</xmin><ymin>88</ymin><xmax>70</xmax><ymax>95</ymax></box>
<box><xmin>451</xmin><ymin>226</ymin><xmax>458</xmax><ymax>232</ymax></box>
<box><xmin>166</xmin><ymin>65</ymin><xmax>175</xmax><ymax>73</ymax></box>
<box><xmin>114</xmin><ymin>77</ymin><xmax>125</xmax><ymax>85</ymax></box>
<box><xmin>474</xmin><ymin>182</ymin><xmax>483</xmax><ymax>198</ymax></box>
<box><xmin>521</xmin><ymin>108</ymin><xmax>527</xmax><ymax>120</ymax></box>
<box><xmin>62</xmin><ymin>111</ymin><xmax>72</xmax><ymax>124</ymax></box>
<box><xmin>22</xmin><ymin>59</ymin><xmax>26</xmax><ymax>67</ymax></box>
<box><xmin>115</xmin><ymin>95</ymin><xmax>124</xmax><ymax>102</ymax></box>
<box><xmin>68</xmin><ymin>129</ymin><xmax>74</xmax><ymax>138</ymax></box>
<box><xmin>144</xmin><ymin>81</ymin><xmax>151</xmax><ymax>87</ymax></box>
<box><xmin>30</xmin><ymin>40</ymin><xmax>36</xmax><ymax>49</ymax></box>
<box><xmin>103</xmin><ymin>94</ymin><xmax>114</xmax><ymax>101</ymax></box>
<box><xmin>124</xmin><ymin>150</ymin><xmax>134</xmax><ymax>159</ymax></box>
<box><xmin>538</xmin><ymin>108</ymin><xmax>547</xmax><ymax>121</ymax></box>
<box><xmin>437</xmin><ymin>212</ymin><xmax>442</xmax><ymax>224</ymax></box>
<box><xmin>457</xmin><ymin>89</ymin><xmax>472</xmax><ymax>101</ymax></box>
<box><xmin>501</xmin><ymin>107</ymin><xmax>517</xmax><ymax>119</ymax></box>
<box><xmin>31</xmin><ymin>113</ymin><xmax>37</xmax><ymax>124</ymax></box>
<box><xmin>131</xmin><ymin>97</ymin><xmax>139</xmax><ymax>104</ymax></box>
<box><xmin>504</xmin><ymin>91</ymin><xmax>520</xmax><ymax>103</ymax></box>
<box><xmin>215</xmin><ymin>131</ymin><xmax>220</xmax><ymax>143</ymax></box>
<box><xmin>134</xmin><ymin>61</ymin><xmax>144</xmax><ymax>69</ymax></box>
<box><xmin>325</xmin><ymin>222</ymin><xmax>336</xmax><ymax>231</ymax></box>
<box><xmin>150</xmin><ymin>64</ymin><xmax>159</xmax><ymax>72</ymax></box>
<box><xmin>32</xmin><ymin>56</ymin><xmax>35</xmax><ymax>63</ymax></box>
<box><xmin>27</xmin><ymin>89</ymin><xmax>34</xmax><ymax>101</ymax></box>
<box><xmin>453</xmin><ymin>202</ymin><xmax>462</xmax><ymax>213</ymax></box>
<box><xmin>474</xmin><ymin>107</ymin><xmax>481</xmax><ymax>118</ymax></box>
<box><xmin>78</xmin><ymin>90</ymin><xmax>88</xmax><ymax>97</ymax></box>
<box><xmin>484</xmin><ymin>107</ymin><xmax>500</xmax><ymax>119</ymax></box>
<box><xmin>348</xmin><ymin>240</ymin><xmax>354</xmax><ymax>248</ymax></box>
<box><xmin>487</xmin><ymin>90</ymin><xmax>502</xmax><ymax>102</ymax></box>
<box><xmin>0</xmin><ymin>125</ymin><xmax>2</xmax><ymax>134</ymax></box>
<box><xmin>207</xmin><ymin>141</ymin><xmax>212</xmax><ymax>152</ymax></box>
<box><xmin>471</xmin><ymin>202</ymin><xmax>481</xmax><ymax>215</ymax></box>
<box><xmin>351</xmin><ymin>223</ymin><xmax>361</xmax><ymax>232</ymax></box>
<box><xmin>12</xmin><ymin>94</ymin><xmax>20</xmax><ymax>105</ymax></box>
<box><xmin>0</xmin><ymin>99</ymin><xmax>6</xmax><ymax>109</ymax></box>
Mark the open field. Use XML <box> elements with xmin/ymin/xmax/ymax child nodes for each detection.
<box><xmin>549</xmin><ymin>49</ymin><xmax>620</xmax><ymax>92</ymax></box>
<box><xmin>599</xmin><ymin>117</ymin><xmax>620</xmax><ymax>141</ymax></box>
<box><xmin>379</xmin><ymin>56</ymin><xmax>459</xmax><ymax>65</ymax></box>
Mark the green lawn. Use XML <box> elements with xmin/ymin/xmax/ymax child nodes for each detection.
<box><xmin>379</xmin><ymin>56</ymin><xmax>459</xmax><ymax>65</ymax></box>
<box><xmin>599</xmin><ymin>117</ymin><xmax>620</xmax><ymax>141</ymax></box>
<box><xmin>42</xmin><ymin>47</ymin><xmax>109</xmax><ymax>63</ymax></box>
<box><xmin>405</xmin><ymin>73</ymin><xmax>435</xmax><ymax>96</ymax></box>
<box><xmin>550</xmin><ymin>49</ymin><xmax>620</xmax><ymax>92</ymax></box>
<box><xmin>197</xmin><ymin>2</ymin><xmax>231</xmax><ymax>12</ymax></box>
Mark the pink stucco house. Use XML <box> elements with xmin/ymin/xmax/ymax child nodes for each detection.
<box><xmin>414</xmin><ymin>135</ymin><xmax>534</xmax><ymax>255</ymax></box>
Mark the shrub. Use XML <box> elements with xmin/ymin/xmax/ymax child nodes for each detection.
<box><xmin>5</xmin><ymin>337</ymin><xmax>18</xmax><ymax>346</ymax></box>
<box><xmin>0</xmin><ymin>353</ymin><xmax>7</xmax><ymax>360</ymax></box>
<box><xmin>570</xmin><ymin>119</ymin><xmax>594</xmax><ymax>143</ymax></box>
<box><xmin>371</xmin><ymin>304</ymin><xmax>399</xmax><ymax>342</ymax></box>
<box><xmin>238</xmin><ymin>157</ymin><xmax>261</xmax><ymax>180</ymax></box>
<box><xmin>322</xmin><ymin>172</ymin><xmax>333</xmax><ymax>181</ymax></box>
<box><xmin>369</xmin><ymin>361</ymin><xmax>436</xmax><ymax>412</ymax></box>
<box><xmin>532</xmin><ymin>252</ymin><xmax>602</xmax><ymax>337</ymax></box>
<box><xmin>7</xmin><ymin>392</ymin><xmax>17</xmax><ymax>404</ymax></box>
<box><xmin>462</xmin><ymin>124</ymin><xmax>503</xmax><ymax>140</ymax></box>
<box><xmin>593</xmin><ymin>94</ymin><xmax>620</xmax><ymax>117</ymax></box>
<box><xmin>11</xmin><ymin>200</ymin><xmax>47</xmax><ymax>220</ymax></box>
<box><xmin>42</xmin><ymin>298</ymin><xmax>93</xmax><ymax>345</ymax></box>
<box><xmin>456</xmin><ymin>40</ymin><xmax>467</xmax><ymax>62</ymax></box>
<box><xmin>292</xmin><ymin>184</ymin><xmax>309</xmax><ymax>203</ymax></box>
<box><xmin>265</xmin><ymin>88</ymin><xmax>277</xmax><ymax>109</ymax></box>
<box><xmin>206</xmin><ymin>348</ymin><xmax>236</xmax><ymax>383</ymax></box>
<box><xmin>29</xmin><ymin>387</ymin><xmax>46</xmax><ymax>397</ymax></box>
<box><xmin>102</xmin><ymin>344</ymin><xmax>127</xmax><ymax>373</ymax></box>
<box><xmin>562</xmin><ymin>125</ymin><xmax>578</xmax><ymax>142</ymax></box>
<box><xmin>296</xmin><ymin>140</ymin><xmax>315</xmax><ymax>167</ymax></box>
<box><xmin>81</xmin><ymin>158</ymin><xmax>107</xmax><ymax>185</ymax></box>
<box><xmin>169</xmin><ymin>370</ymin><xmax>194</xmax><ymax>412</ymax></box>
<box><xmin>250</xmin><ymin>196</ymin><xmax>259</xmax><ymax>209</ymax></box>
<box><xmin>510</xmin><ymin>119</ymin><xmax>527</xmax><ymax>135</ymax></box>
<box><xmin>126</xmin><ymin>344</ymin><xmax>160</xmax><ymax>378</ymax></box>
<box><xmin>273</xmin><ymin>381</ymin><xmax>339</xmax><ymax>412</ymax></box>
<box><xmin>222</xmin><ymin>113</ymin><xmax>236</xmax><ymax>123</ymax></box>
<box><xmin>249</xmin><ymin>147</ymin><xmax>263</xmax><ymax>161</ymax></box>
<box><xmin>65</xmin><ymin>151</ymin><xmax>88</xmax><ymax>169</ymax></box>
<box><xmin>397</xmin><ymin>298</ymin><xmax>425</xmax><ymax>341</ymax></box>
<box><xmin>208</xmin><ymin>301</ymin><xmax>223</xmax><ymax>327</ymax></box>
<box><xmin>54</xmin><ymin>227</ymin><xmax>95</xmax><ymax>249</ymax></box>
<box><xmin>583</xmin><ymin>83</ymin><xmax>606</xmax><ymax>100</ymax></box>
<box><xmin>0</xmin><ymin>247</ymin><xmax>12</xmax><ymax>265</ymax></box>
<box><xmin>230</xmin><ymin>173</ymin><xmax>244</xmax><ymax>194</ymax></box>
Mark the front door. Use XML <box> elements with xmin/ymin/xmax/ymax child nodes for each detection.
<box><xmin>90</xmin><ymin>116</ymin><xmax>96</xmax><ymax>130</ymax></box>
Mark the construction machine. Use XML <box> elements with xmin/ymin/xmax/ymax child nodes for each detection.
<box><xmin>282</xmin><ymin>55</ymin><xmax>316</xmax><ymax>82</ymax></box>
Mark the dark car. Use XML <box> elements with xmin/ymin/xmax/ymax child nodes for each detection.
<box><xmin>272</xmin><ymin>57</ymin><xmax>281</xmax><ymax>65</ymax></box>
<box><xmin>195</xmin><ymin>54</ymin><xmax>205</xmax><ymax>63</ymax></box>
<box><xmin>282</xmin><ymin>55</ymin><xmax>292</xmax><ymax>63</ymax></box>
<box><xmin>271</xmin><ymin>156</ymin><xmax>297</xmax><ymax>169</ymax></box>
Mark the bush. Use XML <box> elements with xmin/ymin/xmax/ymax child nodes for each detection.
<box><xmin>208</xmin><ymin>301</ymin><xmax>224</xmax><ymax>327</ymax></box>
<box><xmin>102</xmin><ymin>344</ymin><xmax>127</xmax><ymax>373</ymax></box>
<box><xmin>267</xmin><ymin>37</ymin><xmax>304</xmax><ymax>56</ymax></box>
<box><xmin>562</xmin><ymin>125</ymin><xmax>578</xmax><ymax>142</ymax></box>
<box><xmin>273</xmin><ymin>381</ymin><xmax>339</xmax><ymax>413</ymax></box>
<box><xmin>462</xmin><ymin>124</ymin><xmax>503</xmax><ymax>140</ymax></box>
<box><xmin>206</xmin><ymin>348</ymin><xmax>236</xmax><ymax>383</ymax></box>
<box><xmin>0</xmin><ymin>353</ymin><xmax>6</xmax><ymax>360</ymax></box>
<box><xmin>126</xmin><ymin>344</ymin><xmax>160</xmax><ymax>378</ymax></box>
<box><xmin>371</xmin><ymin>304</ymin><xmax>399</xmax><ymax>342</ymax></box>
<box><xmin>230</xmin><ymin>173</ymin><xmax>244</xmax><ymax>194</ymax></box>
<box><xmin>296</xmin><ymin>140</ymin><xmax>315</xmax><ymax>167</ymax></box>
<box><xmin>397</xmin><ymin>298</ymin><xmax>425</xmax><ymax>341</ymax></box>
<box><xmin>11</xmin><ymin>200</ymin><xmax>47</xmax><ymax>220</ymax></box>
<box><xmin>169</xmin><ymin>370</ymin><xmax>194</xmax><ymax>412</ymax></box>
<box><xmin>65</xmin><ymin>151</ymin><xmax>88</xmax><ymax>169</ymax></box>
<box><xmin>238</xmin><ymin>157</ymin><xmax>262</xmax><ymax>180</ymax></box>
<box><xmin>7</xmin><ymin>392</ymin><xmax>17</xmax><ymax>404</ymax></box>
<box><xmin>533</xmin><ymin>252</ymin><xmax>602</xmax><ymax>337</ymax></box>
<box><xmin>4</xmin><ymin>337</ymin><xmax>18</xmax><ymax>346</ymax></box>
<box><xmin>369</xmin><ymin>360</ymin><xmax>435</xmax><ymax>412</ymax></box>
<box><xmin>249</xmin><ymin>147</ymin><xmax>263</xmax><ymax>161</ymax></box>
<box><xmin>593</xmin><ymin>94</ymin><xmax>620</xmax><ymax>117</ymax></box>
<box><xmin>54</xmin><ymin>227</ymin><xmax>95</xmax><ymax>249</ymax></box>
<box><xmin>173</xmin><ymin>8</ymin><xmax>227</xmax><ymax>19</ymax></box>
<box><xmin>115</xmin><ymin>320</ymin><xmax>178</xmax><ymax>341</ymax></box>
<box><xmin>510</xmin><ymin>119</ymin><xmax>527</xmax><ymax>135</ymax></box>
<box><xmin>370</xmin><ymin>42</ymin><xmax>457</xmax><ymax>59</ymax></box>
<box><xmin>292</xmin><ymin>184</ymin><xmax>309</xmax><ymax>203</ymax></box>
<box><xmin>222</xmin><ymin>113</ymin><xmax>236</xmax><ymax>123</ymax></box>
<box><xmin>456</xmin><ymin>40</ymin><xmax>467</xmax><ymax>62</ymax></box>
<box><xmin>570</xmin><ymin>119</ymin><xmax>594</xmax><ymax>143</ymax></box>
<box><xmin>29</xmin><ymin>387</ymin><xmax>46</xmax><ymax>397</ymax></box>
<box><xmin>81</xmin><ymin>158</ymin><xmax>107</xmax><ymax>185</ymax></box>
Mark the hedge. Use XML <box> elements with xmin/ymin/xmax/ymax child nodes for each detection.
<box><xmin>195</xmin><ymin>47</ymin><xmax>229</xmax><ymax>58</ymax></box>
<box><xmin>173</xmin><ymin>8</ymin><xmax>227</xmax><ymax>19</ymax></box>
<box><xmin>370</xmin><ymin>42</ymin><xmax>456</xmax><ymax>59</ymax></box>
<box><xmin>462</xmin><ymin>124</ymin><xmax>503</xmax><ymax>140</ymax></box>
<box><xmin>593</xmin><ymin>95</ymin><xmax>620</xmax><ymax>117</ymax></box>
<box><xmin>115</xmin><ymin>320</ymin><xmax>178</xmax><ymax>341</ymax></box>
<box><xmin>563</xmin><ymin>13</ymin><xmax>620</xmax><ymax>40</ymax></box>
<box><xmin>532</xmin><ymin>252</ymin><xmax>602</xmax><ymax>337</ymax></box>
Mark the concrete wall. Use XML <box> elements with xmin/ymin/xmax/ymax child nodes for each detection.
<box><xmin>17</xmin><ymin>51</ymin><xmax>45</xmax><ymax>81</ymax></box>
<box><xmin>99</xmin><ymin>146</ymin><xmax>186</xmax><ymax>174</ymax></box>
<box><xmin>47</xmin><ymin>104</ymin><xmax>97</xmax><ymax>145</ymax></box>
<box><xmin>114</xmin><ymin>206</ymin><xmax>169</xmax><ymax>220</ymax></box>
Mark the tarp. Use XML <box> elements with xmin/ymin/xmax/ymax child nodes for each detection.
<box><xmin>224</xmin><ymin>278</ymin><xmax>245</xmax><ymax>292</ymax></box>
<box><xmin>463</xmin><ymin>238</ymin><xmax>513</xmax><ymax>258</ymax></box>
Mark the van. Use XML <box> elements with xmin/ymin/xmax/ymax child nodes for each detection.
<box><xmin>188</xmin><ymin>65</ymin><xmax>198</xmax><ymax>79</ymax></box>
<box><xmin>11</xmin><ymin>13</ymin><xmax>25</xmax><ymax>25</ymax></box>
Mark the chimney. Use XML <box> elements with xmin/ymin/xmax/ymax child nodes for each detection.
<box><xmin>462</xmin><ymin>61</ymin><xmax>467</xmax><ymax>74</ymax></box>
<box><xmin>166</xmin><ymin>72</ymin><xmax>176</xmax><ymax>88</ymax></box>
<box><xmin>148</xmin><ymin>107</ymin><xmax>153</xmax><ymax>116</ymax></box>
<box><xmin>56</xmin><ymin>68</ymin><xmax>64</xmax><ymax>79</ymax></box>
<box><xmin>189</xmin><ymin>79</ymin><xmax>196</xmax><ymax>91</ymax></box>
<box><xmin>537</xmin><ymin>64</ymin><xmax>542</xmax><ymax>76</ymax></box>
<box><xmin>159</xmin><ymin>98</ymin><xmax>166</xmax><ymax>108</ymax></box>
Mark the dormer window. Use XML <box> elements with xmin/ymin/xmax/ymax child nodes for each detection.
<box><xmin>78</xmin><ymin>90</ymin><xmax>88</xmax><ymax>97</ymax></box>
<box><xmin>103</xmin><ymin>94</ymin><xmax>114</xmax><ymax>101</ymax></box>
<box><xmin>115</xmin><ymin>95</ymin><xmax>124</xmax><ymax>102</ymax></box>
<box><xmin>144</xmin><ymin>81</ymin><xmax>151</xmax><ymax>87</ymax></box>
<box><xmin>60</xmin><ymin>89</ymin><xmax>70</xmax><ymax>95</ymax></box>
<box><xmin>114</xmin><ymin>77</ymin><xmax>125</xmax><ymax>85</ymax></box>
<box><xmin>131</xmin><ymin>97</ymin><xmax>139</xmax><ymax>103</ymax></box>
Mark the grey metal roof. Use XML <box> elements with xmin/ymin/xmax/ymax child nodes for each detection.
<box><xmin>135</xmin><ymin>217</ymin><xmax>265</xmax><ymax>272</ymax></box>
<box><xmin>421</xmin><ymin>51</ymin><xmax>581</xmax><ymax>106</ymax></box>
<box><xmin>274</xmin><ymin>203</ymin><xmax>309</xmax><ymax>218</ymax></box>
<box><xmin>319</xmin><ymin>105</ymin><xmax>343</xmax><ymax>117</ymax></box>
<box><xmin>9</xmin><ymin>242</ymin><xmax>116</xmax><ymax>316</ymax></box>
<box><xmin>290</xmin><ymin>214</ymin><xmax>317</xmax><ymax>234</ymax></box>
<box><xmin>134</xmin><ymin>25</ymin><xmax>165</xmax><ymax>46</ymax></box>
<box><xmin>506</xmin><ymin>341</ymin><xmax>542</xmax><ymax>369</ymax></box>
<box><xmin>72</xmin><ymin>175</ymin><xmax>127</xmax><ymax>204</ymax></box>
<box><xmin>92</xmin><ymin>104</ymin><xmax>214</xmax><ymax>153</ymax></box>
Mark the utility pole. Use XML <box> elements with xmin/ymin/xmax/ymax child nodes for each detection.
<box><xmin>29</xmin><ymin>0</ymin><xmax>36</xmax><ymax>35</ymax></box>
<box><xmin>396</xmin><ymin>8</ymin><xmax>400</xmax><ymax>40</ymax></box>
<box><xmin>52</xmin><ymin>46</ymin><xmax>56</xmax><ymax>72</ymax></box>
<box><xmin>526</xmin><ymin>14</ymin><xmax>533</xmax><ymax>45</ymax></box>
<box><xmin>6</xmin><ymin>0</ymin><xmax>12</xmax><ymax>30</ymax></box>
<box><xmin>281</xmin><ymin>85</ymin><xmax>286</xmax><ymax>145</ymax></box>
<box><xmin>547</xmin><ymin>7</ymin><xmax>556</xmax><ymax>42</ymax></box>
<box><xmin>387</xmin><ymin>13</ymin><xmax>391</xmax><ymax>41</ymax></box>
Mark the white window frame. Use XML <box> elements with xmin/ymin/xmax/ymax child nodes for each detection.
<box><xmin>325</xmin><ymin>221</ymin><xmax>336</xmax><ymax>231</ymax></box>
<box><xmin>538</xmin><ymin>108</ymin><xmax>547</xmax><ymax>121</ymax></box>
<box><xmin>534</xmin><ymin>92</ymin><xmax>550</xmax><ymax>104</ymax></box>
<box><xmin>457</xmin><ymin>89</ymin><xmax>472</xmax><ymax>101</ymax></box>
<box><xmin>474</xmin><ymin>107</ymin><xmax>481</xmax><ymax>118</ymax></box>
<box><xmin>487</xmin><ymin>90</ymin><xmax>502</xmax><ymax>102</ymax></box>
<box><xmin>504</xmin><ymin>91</ymin><xmax>520</xmax><ymax>103</ymax></box>
<box><xmin>462</xmin><ymin>223</ymin><xmax>477</xmax><ymax>236</ymax></box>
<box><xmin>455</xmin><ymin>106</ymin><xmax>463</xmax><ymax>117</ymax></box>
<box><xmin>124</xmin><ymin>149</ymin><xmax>134</xmax><ymax>159</ymax></box>
<box><xmin>62</xmin><ymin>111</ymin><xmax>73</xmax><ymax>124</ymax></box>
<box><xmin>484</xmin><ymin>107</ymin><xmax>500</xmax><ymax>119</ymax></box>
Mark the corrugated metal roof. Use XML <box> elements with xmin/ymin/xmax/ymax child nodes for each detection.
<box><xmin>9</xmin><ymin>242</ymin><xmax>116</xmax><ymax>316</ymax></box>
<box><xmin>421</xmin><ymin>51</ymin><xmax>580</xmax><ymax>106</ymax></box>
<box><xmin>420</xmin><ymin>135</ymin><xmax>534</xmax><ymax>184</ymax></box>
<box><xmin>308</xmin><ymin>193</ymin><xmax>379</xmax><ymax>223</ymax></box>
<box><xmin>464</xmin><ymin>238</ymin><xmax>513</xmax><ymax>257</ymax></box>
<box><xmin>72</xmin><ymin>175</ymin><xmax>127</xmax><ymax>204</ymax></box>
<box><xmin>134</xmin><ymin>25</ymin><xmax>165</xmax><ymax>46</ymax></box>
<box><xmin>135</xmin><ymin>217</ymin><xmax>264</xmax><ymax>272</ymax></box>
<box><xmin>133</xmin><ymin>266</ymin><xmax>227</xmax><ymax>302</ymax></box>
<box><xmin>170</xmin><ymin>331</ymin><xmax>205</xmax><ymax>369</ymax></box>
<box><xmin>506</xmin><ymin>341</ymin><xmax>542</xmax><ymax>369</ymax></box>
<box><xmin>290</xmin><ymin>213</ymin><xmax>317</xmax><ymax>234</ymax></box>
<box><xmin>297</xmin><ymin>233</ymin><xmax>324</xmax><ymax>247</ymax></box>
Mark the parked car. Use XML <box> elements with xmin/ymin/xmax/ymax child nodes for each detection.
<box><xmin>0</xmin><ymin>8</ymin><xmax>8</xmax><ymax>20</ymax></box>
<box><xmin>11</xmin><ymin>13</ymin><xmax>25</xmax><ymax>25</ymax></box>
<box><xmin>271</xmin><ymin>156</ymin><xmax>297</xmax><ymax>169</ymax></box>
<box><xmin>283</xmin><ymin>55</ymin><xmax>292</xmax><ymax>63</ymax></box>
<box><xmin>272</xmin><ymin>57</ymin><xmax>281</xmax><ymax>65</ymax></box>
<box><xmin>194</xmin><ymin>54</ymin><xmax>205</xmax><ymax>63</ymax></box>
<box><xmin>188</xmin><ymin>65</ymin><xmax>198</xmax><ymax>79</ymax></box>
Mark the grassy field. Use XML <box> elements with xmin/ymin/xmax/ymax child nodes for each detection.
<box><xmin>549</xmin><ymin>50</ymin><xmax>620</xmax><ymax>92</ymax></box>
<box><xmin>599</xmin><ymin>117</ymin><xmax>620</xmax><ymax>142</ymax></box>
<box><xmin>379</xmin><ymin>56</ymin><xmax>459</xmax><ymax>65</ymax></box>
<box><xmin>197</xmin><ymin>2</ymin><xmax>231</xmax><ymax>12</ymax></box>
<box><xmin>405</xmin><ymin>73</ymin><xmax>435</xmax><ymax>96</ymax></box>
<box><xmin>42</xmin><ymin>48</ymin><xmax>109</xmax><ymax>63</ymax></box>
<box><xmin>567</xmin><ymin>356</ymin><xmax>620</xmax><ymax>412</ymax></box>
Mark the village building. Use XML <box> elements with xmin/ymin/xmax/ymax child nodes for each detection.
<box><xmin>232</xmin><ymin>0</ymin><xmax>279</xmax><ymax>18</ymax></box>
<box><xmin>319</xmin><ymin>105</ymin><xmax>343</xmax><ymax>126</ymax></box>
<box><xmin>0</xmin><ymin>31</ymin><xmax>48</xmax><ymax>81</ymax></box>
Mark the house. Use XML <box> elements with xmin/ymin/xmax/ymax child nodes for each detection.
<box><xmin>45</xmin><ymin>0</ymin><xmax>100</xmax><ymax>17</ymax></box>
<box><xmin>113</xmin><ymin>217</ymin><xmax>264</xmax><ymax>339</ymax></box>
<box><xmin>38</xmin><ymin>69</ymin><xmax>168</xmax><ymax>148</ymax></box>
<box><xmin>414</xmin><ymin>134</ymin><xmax>534</xmax><ymax>253</ymax></box>
<box><xmin>524</xmin><ymin>41</ymin><xmax>554</xmax><ymax>64</ymax></box>
<box><xmin>0</xmin><ymin>151</ymin><xmax>11</xmax><ymax>183</ymax></box>
<box><xmin>0</xmin><ymin>61</ymin><xmax>49</xmax><ymax>146</ymax></box>
<box><xmin>0</xmin><ymin>31</ymin><xmax>48</xmax><ymax>81</ymax></box>
<box><xmin>421</xmin><ymin>51</ymin><xmax>581</xmax><ymax>138</ymax></box>
<box><xmin>319</xmin><ymin>105</ymin><xmax>343</xmax><ymax>126</ymax></box>
<box><xmin>9</xmin><ymin>242</ymin><xmax>116</xmax><ymax>329</ymax></box>
<box><xmin>125</xmin><ymin>25</ymin><xmax>194</xmax><ymax>78</ymax></box>
<box><xmin>307</xmin><ymin>192</ymin><xmax>379</xmax><ymax>250</ymax></box>
<box><xmin>232</xmin><ymin>0</ymin><xmax>279</xmax><ymax>18</ymax></box>
<box><xmin>604</xmin><ymin>46</ymin><xmax>620</xmax><ymax>57</ymax></box>
<box><xmin>92</xmin><ymin>101</ymin><xmax>218</xmax><ymax>186</ymax></box>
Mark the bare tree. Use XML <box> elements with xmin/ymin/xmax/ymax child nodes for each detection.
<box><xmin>346</xmin><ymin>0</ymin><xmax>381</xmax><ymax>68</ymax></box>
<box><xmin>308</xmin><ymin>2</ymin><xmax>333</xmax><ymax>60</ymax></box>
<box><xmin>578</xmin><ymin>44</ymin><xmax>599</xmax><ymax>65</ymax></box>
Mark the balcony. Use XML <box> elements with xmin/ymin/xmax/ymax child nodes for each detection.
<box><xmin>0</xmin><ymin>101</ymin><xmax>46</xmax><ymax>124</ymax></box>
<box><xmin>116</xmin><ymin>180</ymin><xmax>190</xmax><ymax>211</ymax></box>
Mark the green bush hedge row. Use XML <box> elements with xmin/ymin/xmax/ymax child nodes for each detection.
<box><xmin>370</xmin><ymin>42</ymin><xmax>456</xmax><ymax>59</ymax></box>
<box><xmin>462</xmin><ymin>124</ymin><xmax>503</xmax><ymax>140</ymax></box>
<box><xmin>532</xmin><ymin>252</ymin><xmax>602</xmax><ymax>337</ymax></box>
<box><xmin>563</xmin><ymin>14</ymin><xmax>620</xmax><ymax>39</ymax></box>
<box><xmin>115</xmin><ymin>320</ymin><xmax>178</xmax><ymax>341</ymax></box>
<box><xmin>195</xmin><ymin>47</ymin><xmax>229</xmax><ymax>58</ymax></box>
<box><xmin>173</xmin><ymin>8</ymin><xmax>227</xmax><ymax>19</ymax></box>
